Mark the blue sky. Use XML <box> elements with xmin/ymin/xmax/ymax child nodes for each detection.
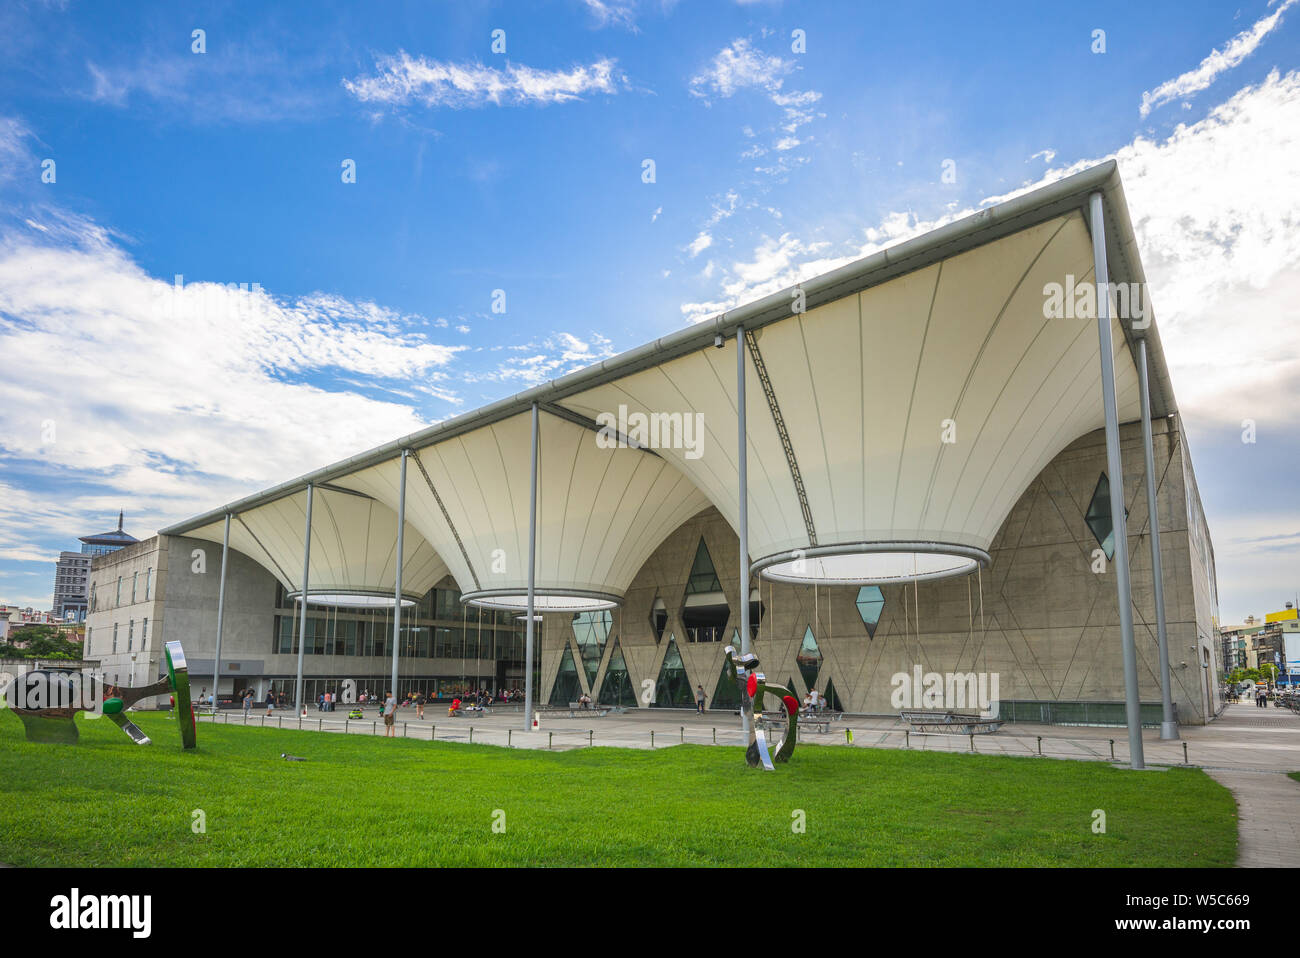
<box><xmin>1</xmin><ymin>0</ymin><xmax>1298</xmax><ymax>623</ymax></box>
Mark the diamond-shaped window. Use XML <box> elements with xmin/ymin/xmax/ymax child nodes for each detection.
<box><xmin>649</xmin><ymin>595</ymin><xmax>668</xmax><ymax>643</ymax></box>
<box><xmin>856</xmin><ymin>585</ymin><xmax>884</xmax><ymax>639</ymax></box>
<box><xmin>1086</xmin><ymin>473</ymin><xmax>1128</xmax><ymax>561</ymax></box>
<box><xmin>797</xmin><ymin>626</ymin><xmax>822</xmax><ymax>691</ymax></box>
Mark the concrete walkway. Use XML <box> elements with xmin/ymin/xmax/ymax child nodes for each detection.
<box><xmin>1205</xmin><ymin>768</ymin><xmax>1300</xmax><ymax>867</ymax></box>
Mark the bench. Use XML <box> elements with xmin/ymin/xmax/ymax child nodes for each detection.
<box><xmin>900</xmin><ymin>709</ymin><xmax>1003</xmax><ymax>734</ymax></box>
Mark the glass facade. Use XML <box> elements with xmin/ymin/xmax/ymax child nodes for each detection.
<box><xmin>549</xmin><ymin>646</ymin><xmax>582</xmax><ymax>706</ymax></box>
<box><xmin>267</xmin><ymin>584</ymin><xmax>532</xmax><ymax>700</ymax></box>
<box><xmin>652</xmin><ymin>636</ymin><xmax>693</xmax><ymax>707</ymax></box>
<box><xmin>597</xmin><ymin>638</ymin><xmax>633</xmax><ymax>707</ymax></box>
<box><xmin>573</xmin><ymin>610</ymin><xmax>611</xmax><ymax>686</ymax></box>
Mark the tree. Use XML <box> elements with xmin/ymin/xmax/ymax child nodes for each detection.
<box><xmin>1</xmin><ymin>625</ymin><xmax>83</xmax><ymax>660</ymax></box>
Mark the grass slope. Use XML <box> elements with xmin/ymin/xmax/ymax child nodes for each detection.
<box><xmin>0</xmin><ymin>710</ymin><xmax>1236</xmax><ymax>867</ymax></box>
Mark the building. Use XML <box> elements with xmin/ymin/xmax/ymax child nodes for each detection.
<box><xmin>90</xmin><ymin>163</ymin><xmax>1223</xmax><ymax>727</ymax></box>
<box><xmin>51</xmin><ymin>512</ymin><xmax>139</xmax><ymax>621</ymax></box>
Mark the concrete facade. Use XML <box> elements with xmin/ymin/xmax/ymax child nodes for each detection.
<box><xmin>539</xmin><ymin>415</ymin><xmax>1222</xmax><ymax>725</ymax></box>
<box><xmin>88</xmin><ymin>415</ymin><xmax>1222</xmax><ymax>727</ymax></box>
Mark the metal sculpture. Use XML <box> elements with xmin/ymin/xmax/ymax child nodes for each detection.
<box><xmin>724</xmin><ymin>644</ymin><xmax>799</xmax><ymax>769</ymax></box>
<box><xmin>3</xmin><ymin>640</ymin><xmax>196</xmax><ymax>748</ymax></box>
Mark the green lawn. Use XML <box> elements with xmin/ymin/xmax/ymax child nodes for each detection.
<box><xmin>0</xmin><ymin>709</ymin><xmax>1237</xmax><ymax>867</ymax></box>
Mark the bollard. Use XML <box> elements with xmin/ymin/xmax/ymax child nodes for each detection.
<box><xmin>279</xmin><ymin>716</ymin><xmax>283</xmax><ymax>729</ymax></box>
<box><xmin>1037</xmin><ymin>735</ymin><xmax>1042</xmax><ymax>756</ymax></box>
<box><xmin>651</xmin><ymin>729</ymin><xmax>655</xmax><ymax>749</ymax></box>
<box><xmin>1109</xmin><ymin>739</ymin><xmax>1115</xmax><ymax>761</ymax></box>
<box><xmin>372</xmin><ymin>721</ymin><xmax>377</xmax><ymax>735</ymax></box>
<box><xmin>469</xmin><ymin>727</ymin><xmax>474</xmax><ymax>744</ymax></box>
<box><xmin>904</xmin><ymin>729</ymin><xmax>910</xmax><ymax>749</ymax></box>
<box><xmin>1183</xmin><ymin>742</ymin><xmax>1189</xmax><ymax>765</ymax></box>
<box><xmin>343</xmin><ymin>720</ymin><xmax>347</xmax><ymax>735</ymax></box>
<box><xmin>297</xmin><ymin>716</ymin><xmax>301</xmax><ymax>730</ymax></box>
<box><xmin>712</xmin><ymin>727</ymin><xmax>716</xmax><ymax>745</ymax></box>
<box><xmin>681</xmin><ymin>726</ymin><xmax>685</xmax><ymax>743</ymax></box>
<box><xmin>431</xmin><ymin>725</ymin><xmax>436</xmax><ymax>741</ymax></box>
<box><xmin>508</xmin><ymin>729</ymin><xmax>512</xmax><ymax>748</ymax></box>
<box><xmin>318</xmin><ymin>718</ymin><xmax>321</xmax><ymax>732</ymax></box>
<box><xmin>548</xmin><ymin>732</ymin><xmax>553</xmax><ymax>750</ymax></box>
<box><xmin>969</xmin><ymin>733</ymin><xmax>975</xmax><ymax>752</ymax></box>
<box><xmin>588</xmin><ymin>729</ymin><xmax>593</xmax><ymax>747</ymax></box>
<box><xmin>403</xmin><ymin>722</ymin><xmax>407</xmax><ymax>738</ymax></box>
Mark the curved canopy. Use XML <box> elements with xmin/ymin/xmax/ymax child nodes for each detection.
<box><xmin>334</xmin><ymin>411</ymin><xmax>713</xmax><ymax>609</ymax></box>
<box><xmin>163</xmin><ymin>162</ymin><xmax>1171</xmax><ymax>591</ymax></box>
<box><xmin>184</xmin><ymin>485</ymin><xmax>447</xmax><ymax>602</ymax></box>
<box><xmin>559</xmin><ymin>211</ymin><xmax>1141</xmax><ymax>579</ymax></box>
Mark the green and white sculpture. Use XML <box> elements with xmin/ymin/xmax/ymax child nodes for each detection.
<box><xmin>4</xmin><ymin>639</ymin><xmax>197</xmax><ymax>749</ymax></box>
<box><xmin>724</xmin><ymin>644</ymin><xmax>799</xmax><ymax>769</ymax></box>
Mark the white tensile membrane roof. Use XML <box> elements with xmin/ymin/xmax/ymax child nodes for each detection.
<box><xmin>333</xmin><ymin>410</ymin><xmax>713</xmax><ymax>611</ymax></box>
<box><xmin>184</xmin><ymin>485</ymin><xmax>448</xmax><ymax>607</ymax></box>
<box><xmin>162</xmin><ymin>162</ymin><xmax>1174</xmax><ymax>597</ymax></box>
<box><xmin>558</xmin><ymin>211</ymin><xmax>1142</xmax><ymax>584</ymax></box>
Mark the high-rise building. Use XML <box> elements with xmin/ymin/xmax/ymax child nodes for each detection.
<box><xmin>52</xmin><ymin>512</ymin><xmax>139</xmax><ymax>620</ymax></box>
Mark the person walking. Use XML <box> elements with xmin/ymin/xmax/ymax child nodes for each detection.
<box><xmin>695</xmin><ymin>684</ymin><xmax>706</xmax><ymax>714</ymax></box>
<box><xmin>242</xmin><ymin>690</ymin><xmax>252</xmax><ymax>716</ymax></box>
<box><xmin>416</xmin><ymin>693</ymin><xmax>425</xmax><ymax>720</ymax></box>
<box><xmin>265</xmin><ymin>690</ymin><xmax>275</xmax><ymax>717</ymax></box>
<box><xmin>383</xmin><ymin>690</ymin><xmax>397</xmax><ymax>737</ymax></box>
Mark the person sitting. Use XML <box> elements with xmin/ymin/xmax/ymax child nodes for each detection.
<box><xmin>578</xmin><ymin>692</ymin><xmax>592</xmax><ymax>710</ymax></box>
<box><xmin>448</xmin><ymin>697</ymin><xmax>462</xmax><ymax>716</ymax></box>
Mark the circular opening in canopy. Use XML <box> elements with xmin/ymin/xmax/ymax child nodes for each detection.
<box><xmin>290</xmin><ymin>591</ymin><xmax>418</xmax><ymax>609</ymax></box>
<box><xmin>753</xmin><ymin>543</ymin><xmax>988</xmax><ymax>586</ymax></box>
<box><xmin>460</xmin><ymin>589</ymin><xmax>619</xmax><ymax>613</ymax></box>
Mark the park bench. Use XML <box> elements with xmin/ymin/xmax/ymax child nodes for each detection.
<box><xmin>900</xmin><ymin>709</ymin><xmax>1003</xmax><ymax>734</ymax></box>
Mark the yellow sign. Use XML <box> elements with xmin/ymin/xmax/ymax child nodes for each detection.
<box><xmin>1266</xmin><ymin>608</ymin><xmax>1298</xmax><ymax>623</ymax></box>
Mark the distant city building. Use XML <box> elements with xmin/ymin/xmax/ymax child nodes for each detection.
<box><xmin>51</xmin><ymin>512</ymin><xmax>139</xmax><ymax>621</ymax></box>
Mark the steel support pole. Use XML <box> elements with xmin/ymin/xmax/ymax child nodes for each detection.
<box><xmin>737</xmin><ymin>326</ymin><xmax>751</xmax><ymax>733</ymax></box>
<box><xmin>1089</xmin><ymin>191</ymin><xmax>1144</xmax><ymax>769</ymax></box>
<box><xmin>524</xmin><ymin>402</ymin><xmax>539</xmax><ymax>731</ymax></box>
<box><xmin>1138</xmin><ymin>340</ymin><xmax>1178</xmax><ymax>740</ymax></box>
<box><xmin>212</xmin><ymin>513</ymin><xmax>231</xmax><ymax>710</ymax></box>
<box><xmin>294</xmin><ymin>483</ymin><xmax>314</xmax><ymax>716</ymax></box>
<box><xmin>391</xmin><ymin>449</ymin><xmax>408</xmax><ymax>700</ymax></box>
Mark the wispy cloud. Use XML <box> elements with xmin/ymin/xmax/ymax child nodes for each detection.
<box><xmin>581</xmin><ymin>0</ymin><xmax>639</xmax><ymax>29</ymax></box>
<box><xmin>689</xmin><ymin>38</ymin><xmax>794</xmax><ymax>101</ymax></box>
<box><xmin>1139</xmin><ymin>0</ymin><xmax>1297</xmax><ymax>116</ymax></box>
<box><xmin>344</xmin><ymin>52</ymin><xmax>626</xmax><ymax>109</ymax></box>
<box><xmin>470</xmin><ymin>332</ymin><xmax>616</xmax><ymax>386</ymax></box>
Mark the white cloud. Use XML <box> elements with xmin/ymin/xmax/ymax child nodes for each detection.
<box><xmin>476</xmin><ymin>332</ymin><xmax>616</xmax><ymax>385</ymax></box>
<box><xmin>689</xmin><ymin>38</ymin><xmax>793</xmax><ymax>101</ymax></box>
<box><xmin>0</xmin><ymin>213</ymin><xmax>466</xmax><ymax>551</ymax></box>
<box><xmin>687</xmin><ymin>231</ymin><xmax>712</xmax><ymax>257</ymax></box>
<box><xmin>344</xmin><ymin>52</ymin><xmax>625</xmax><ymax>109</ymax></box>
<box><xmin>1139</xmin><ymin>0</ymin><xmax>1296</xmax><ymax>116</ymax></box>
<box><xmin>581</xmin><ymin>0</ymin><xmax>639</xmax><ymax>29</ymax></box>
<box><xmin>682</xmin><ymin>68</ymin><xmax>1300</xmax><ymax>431</ymax></box>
